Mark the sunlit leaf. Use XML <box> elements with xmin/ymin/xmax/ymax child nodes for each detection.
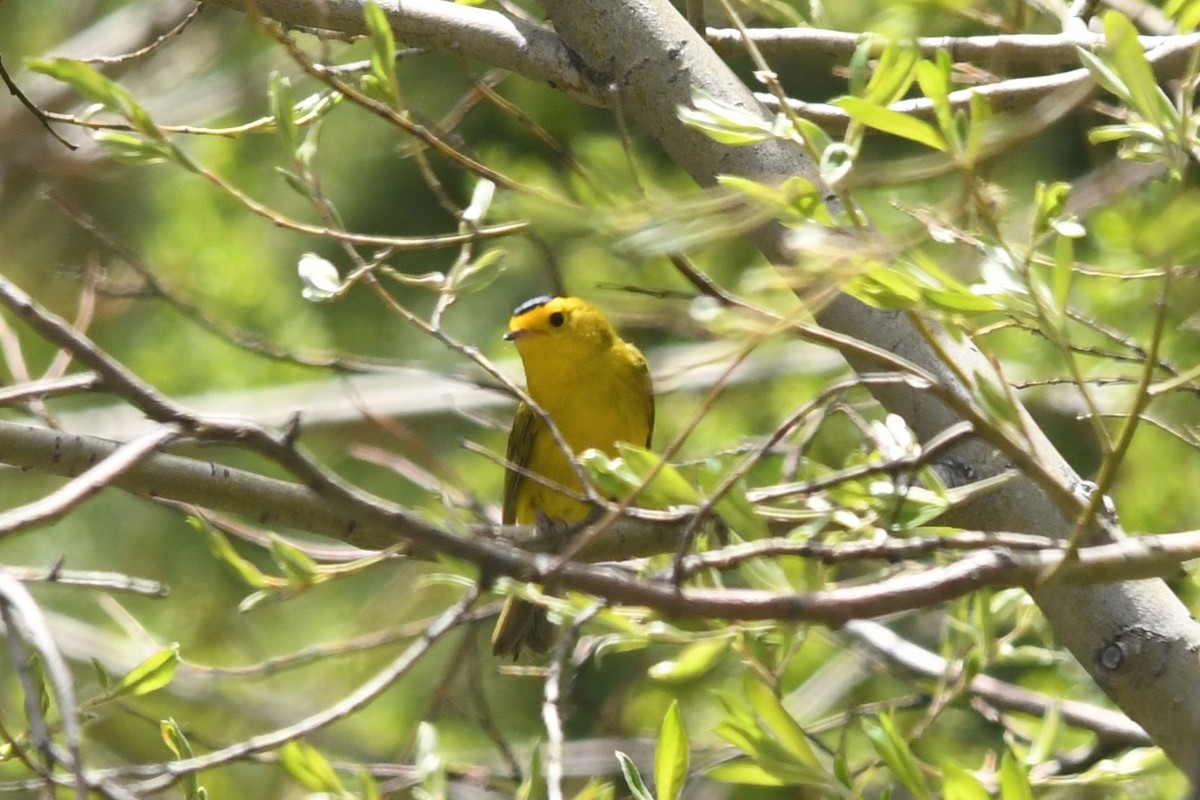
<box><xmin>998</xmin><ymin>750</ymin><xmax>1033</xmax><ymax>800</ymax></box>
<box><xmin>269</xmin><ymin>534</ymin><xmax>320</xmax><ymax>587</ymax></box>
<box><xmin>279</xmin><ymin>740</ymin><xmax>345</xmax><ymax>794</ymax></box>
<box><xmin>1102</xmin><ymin>11</ymin><xmax>1176</xmax><ymax>130</ymax></box>
<box><xmin>655</xmin><ymin>700</ymin><xmax>690</xmax><ymax>800</ymax></box>
<box><xmin>198</xmin><ymin>519</ymin><xmax>276</xmax><ymax>589</ymax></box>
<box><xmin>743</xmin><ymin>672</ymin><xmax>820</xmax><ymax>767</ymax></box>
<box><xmin>28</xmin><ymin>57</ymin><xmax>161</xmax><ymax>138</ymax></box>
<box><xmin>648</xmin><ymin>638</ymin><xmax>730</xmax><ymax>683</ymax></box>
<box><xmin>363</xmin><ymin>2</ymin><xmax>399</xmax><ymax>105</ymax></box>
<box><xmin>616</xmin><ymin>751</ymin><xmax>654</xmax><ymax>800</ymax></box>
<box><xmin>108</xmin><ymin>645</ymin><xmax>180</xmax><ymax>700</ymax></box>
<box><xmin>863</xmin><ymin>712</ymin><xmax>931</xmax><ymax>800</ymax></box>
<box><xmin>942</xmin><ymin>761</ymin><xmax>990</xmax><ymax>800</ymax></box>
<box><xmin>835</xmin><ymin>98</ymin><xmax>946</xmax><ymax>151</ymax></box>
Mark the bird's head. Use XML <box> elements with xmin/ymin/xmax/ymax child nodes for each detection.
<box><xmin>504</xmin><ymin>295</ymin><xmax>615</xmax><ymax>356</ymax></box>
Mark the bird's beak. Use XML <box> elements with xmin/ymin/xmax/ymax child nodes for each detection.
<box><xmin>503</xmin><ymin>328</ymin><xmax>528</xmax><ymax>341</ymax></box>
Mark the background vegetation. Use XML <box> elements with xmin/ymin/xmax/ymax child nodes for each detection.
<box><xmin>1</xmin><ymin>0</ymin><xmax>1199</xmax><ymax>797</ymax></box>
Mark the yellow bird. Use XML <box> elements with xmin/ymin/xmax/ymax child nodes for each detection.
<box><xmin>491</xmin><ymin>295</ymin><xmax>655</xmax><ymax>658</ymax></box>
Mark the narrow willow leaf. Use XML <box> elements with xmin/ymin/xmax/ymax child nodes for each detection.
<box><xmin>363</xmin><ymin>2</ymin><xmax>399</xmax><ymax>105</ymax></box>
<box><xmin>942</xmin><ymin>761</ymin><xmax>990</xmax><ymax>800</ymax></box>
<box><xmin>835</xmin><ymin>98</ymin><xmax>946</xmax><ymax>151</ymax></box>
<box><xmin>269</xmin><ymin>534</ymin><xmax>320</xmax><ymax>586</ymax></box>
<box><xmin>998</xmin><ymin>750</ymin><xmax>1033</xmax><ymax>800</ymax></box>
<box><xmin>648</xmin><ymin>638</ymin><xmax>729</xmax><ymax>683</ymax></box>
<box><xmin>198</xmin><ymin>520</ymin><xmax>276</xmax><ymax>589</ymax></box>
<box><xmin>109</xmin><ymin>644</ymin><xmax>180</xmax><ymax>700</ymax></box>
<box><xmin>1102</xmin><ymin>11</ymin><xmax>1177</xmax><ymax>130</ymax></box>
<box><xmin>269</xmin><ymin>72</ymin><xmax>298</xmax><ymax>152</ymax></box>
<box><xmin>615</xmin><ymin>751</ymin><xmax>654</xmax><ymax>800</ymax></box>
<box><xmin>655</xmin><ymin>701</ymin><xmax>690</xmax><ymax>800</ymax></box>
<box><xmin>863</xmin><ymin>713</ymin><xmax>931</xmax><ymax>800</ymax></box>
<box><xmin>743</xmin><ymin>672</ymin><xmax>820</xmax><ymax>767</ymax></box>
<box><xmin>279</xmin><ymin>740</ymin><xmax>345</xmax><ymax>794</ymax></box>
<box><xmin>28</xmin><ymin>57</ymin><xmax>161</xmax><ymax>139</ymax></box>
<box><xmin>864</xmin><ymin>42</ymin><xmax>920</xmax><ymax>107</ymax></box>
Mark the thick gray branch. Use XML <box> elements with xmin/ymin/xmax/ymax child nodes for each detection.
<box><xmin>198</xmin><ymin>0</ymin><xmax>604</xmax><ymax>104</ymax></box>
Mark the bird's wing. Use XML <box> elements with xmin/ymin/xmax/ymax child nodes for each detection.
<box><xmin>503</xmin><ymin>401</ymin><xmax>541</xmax><ymax>525</ymax></box>
<box><xmin>627</xmin><ymin>342</ymin><xmax>655</xmax><ymax>448</ymax></box>
<box><xmin>642</xmin><ymin>360</ymin><xmax>655</xmax><ymax>448</ymax></box>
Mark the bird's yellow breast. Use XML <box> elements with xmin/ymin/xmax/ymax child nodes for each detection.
<box><xmin>502</xmin><ymin>295</ymin><xmax>653</xmax><ymax>527</ymax></box>
<box><xmin>514</xmin><ymin>342</ymin><xmax>652</xmax><ymax>523</ymax></box>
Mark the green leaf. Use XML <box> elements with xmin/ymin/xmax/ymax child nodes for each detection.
<box><xmin>160</xmin><ymin>718</ymin><xmax>189</xmax><ymax>759</ymax></box>
<box><xmin>27</xmin><ymin>57</ymin><xmax>161</xmax><ymax>138</ymax></box>
<box><xmin>863</xmin><ymin>713</ymin><xmax>931</xmax><ymax>800</ymax></box>
<box><xmin>616</xmin><ymin>751</ymin><xmax>654</xmax><ymax>800</ymax></box>
<box><xmin>845</xmin><ymin>264</ymin><xmax>922</xmax><ymax>310</ymax></box>
<box><xmin>1102</xmin><ymin>11</ymin><xmax>1176</xmax><ymax>130</ymax></box>
<box><xmin>569</xmin><ymin>778</ymin><xmax>615</xmax><ymax>800</ymax></box>
<box><xmin>998</xmin><ymin>750</ymin><xmax>1033</xmax><ymax>800</ymax></box>
<box><xmin>269</xmin><ymin>534</ymin><xmax>320</xmax><ymax>587</ymax></box>
<box><xmin>694</xmin><ymin>460</ymin><xmax>769</xmax><ymax>539</ymax></box>
<box><xmin>941</xmin><ymin>761</ymin><xmax>990</xmax><ymax>800</ymax></box>
<box><xmin>835</xmin><ymin>97</ymin><xmax>947</xmax><ymax>151</ymax></box>
<box><xmin>743</xmin><ymin>672</ymin><xmax>820</xmax><ymax>767</ymax></box>
<box><xmin>655</xmin><ymin>701</ymin><xmax>690</xmax><ymax>800</ymax></box>
<box><xmin>648</xmin><ymin>638</ymin><xmax>730</xmax><ymax>683</ymax></box>
<box><xmin>363</xmin><ymin>2</ymin><xmax>399</xmax><ymax>105</ymax></box>
<box><xmin>161</xmin><ymin>719</ymin><xmax>204</xmax><ymax>800</ymax></box>
<box><xmin>863</xmin><ymin>42</ymin><xmax>920</xmax><ymax>107</ymax></box>
<box><xmin>199</xmin><ymin>520</ymin><xmax>275</xmax><ymax>589</ymax></box>
<box><xmin>972</xmin><ymin>370</ymin><xmax>1021</xmax><ymax>428</ymax></box>
<box><xmin>921</xmin><ymin>288</ymin><xmax>999</xmax><ymax>314</ymax></box>
<box><xmin>707</xmin><ymin>758</ymin><xmax>789</xmax><ymax>786</ymax></box>
<box><xmin>279</xmin><ymin>740</ymin><xmax>345</xmax><ymax>794</ymax></box>
<box><xmin>1032</xmin><ymin>181</ymin><xmax>1071</xmax><ymax>237</ymax></box>
<box><xmin>679</xmin><ymin>89</ymin><xmax>777</xmax><ymax>145</ymax></box>
<box><xmin>914</xmin><ymin>54</ymin><xmax>955</xmax><ymax>148</ymax></box>
<box><xmin>517</xmin><ymin>743</ymin><xmax>548</xmax><ymax>800</ymax></box>
<box><xmin>92</xmin><ymin>131</ymin><xmax>174</xmax><ymax>165</ymax></box>
<box><xmin>450</xmin><ymin>247</ymin><xmax>507</xmax><ymax>293</ymax></box>
<box><xmin>108</xmin><ymin>644</ymin><xmax>180</xmax><ymax>700</ymax></box>
<box><xmin>269</xmin><ymin>72</ymin><xmax>298</xmax><ymax>152</ymax></box>
<box><xmin>591</xmin><ymin>444</ymin><xmax>702</xmax><ymax>507</ymax></box>
<box><xmin>792</xmin><ymin>116</ymin><xmax>833</xmax><ymax>158</ymax></box>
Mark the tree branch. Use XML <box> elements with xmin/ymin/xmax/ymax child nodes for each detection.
<box><xmin>197</xmin><ymin>0</ymin><xmax>604</xmax><ymax>105</ymax></box>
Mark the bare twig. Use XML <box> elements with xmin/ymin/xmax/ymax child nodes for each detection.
<box><xmin>1</xmin><ymin>564</ymin><xmax>167</xmax><ymax>597</ymax></box>
<box><xmin>82</xmin><ymin>3</ymin><xmax>203</xmax><ymax>65</ymax></box>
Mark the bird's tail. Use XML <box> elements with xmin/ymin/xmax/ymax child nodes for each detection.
<box><xmin>491</xmin><ymin>595</ymin><xmax>556</xmax><ymax>658</ymax></box>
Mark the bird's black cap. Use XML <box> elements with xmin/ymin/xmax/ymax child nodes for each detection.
<box><xmin>512</xmin><ymin>295</ymin><xmax>559</xmax><ymax>317</ymax></box>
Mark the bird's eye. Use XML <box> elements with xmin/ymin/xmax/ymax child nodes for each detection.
<box><xmin>549</xmin><ymin>311</ymin><xmax>565</xmax><ymax>328</ymax></box>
